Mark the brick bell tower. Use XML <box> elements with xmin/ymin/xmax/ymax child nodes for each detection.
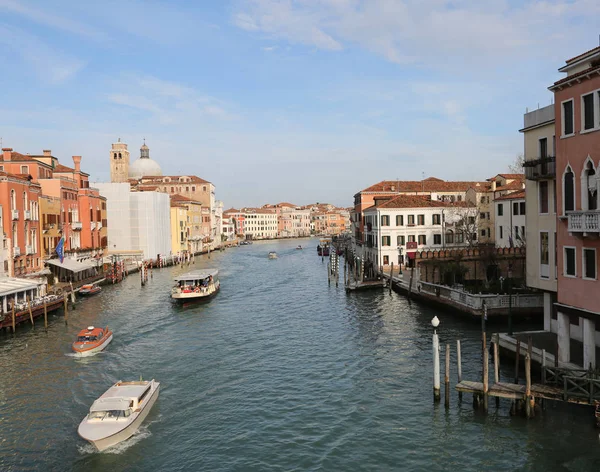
<box><xmin>110</xmin><ymin>138</ymin><xmax>130</xmax><ymax>183</ymax></box>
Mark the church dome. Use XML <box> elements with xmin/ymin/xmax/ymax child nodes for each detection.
<box><xmin>129</xmin><ymin>141</ymin><xmax>162</xmax><ymax>179</ymax></box>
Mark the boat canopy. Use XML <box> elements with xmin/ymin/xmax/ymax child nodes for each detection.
<box><xmin>174</xmin><ymin>269</ymin><xmax>218</xmax><ymax>282</ymax></box>
<box><xmin>90</xmin><ymin>398</ymin><xmax>131</xmax><ymax>412</ymax></box>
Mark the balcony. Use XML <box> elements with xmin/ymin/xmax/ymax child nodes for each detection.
<box><xmin>523</xmin><ymin>156</ymin><xmax>556</xmax><ymax>180</ymax></box>
<box><xmin>568</xmin><ymin>211</ymin><xmax>600</xmax><ymax>234</ymax></box>
<box><xmin>13</xmin><ymin>246</ymin><xmax>20</xmax><ymax>257</ymax></box>
<box><xmin>24</xmin><ymin>210</ymin><xmax>31</xmax><ymax>220</ymax></box>
<box><xmin>91</xmin><ymin>222</ymin><xmax>96</xmax><ymax>230</ymax></box>
<box><xmin>71</xmin><ymin>222</ymin><xmax>82</xmax><ymax>230</ymax></box>
<box><xmin>43</xmin><ymin>223</ymin><xmax>55</xmax><ymax>231</ymax></box>
<box><xmin>97</xmin><ymin>223</ymin><xmax>103</xmax><ymax>230</ymax></box>
<box><xmin>26</xmin><ymin>245</ymin><xmax>34</xmax><ymax>255</ymax></box>
<box><xmin>11</xmin><ymin>209</ymin><xmax>19</xmax><ymax>220</ymax></box>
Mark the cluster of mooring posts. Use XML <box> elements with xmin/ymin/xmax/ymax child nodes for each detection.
<box><xmin>431</xmin><ymin>316</ymin><xmax>600</xmax><ymax>422</ymax></box>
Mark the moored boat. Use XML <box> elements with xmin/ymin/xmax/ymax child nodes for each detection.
<box><xmin>78</xmin><ymin>379</ymin><xmax>160</xmax><ymax>452</ymax></box>
<box><xmin>296</xmin><ymin>245</ymin><xmax>303</xmax><ymax>250</ymax></box>
<box><xmin>72</xmin><ymin>326</ymin><xmax>113</xmax><ymax>356</ymax></box>
<box><xmin>268</xmin><ymin>252</ymin><xmax>278</xmax><ymax>259</ymax></box>
<box><xmin>79</xmin><ymin>284</ymin><xmax>102</xmax><ymax>296</ymax></box>
<box><xmin>171</xmin><ymin>269</ymin><xmax>220</xmax><ymax>303</ymax></box>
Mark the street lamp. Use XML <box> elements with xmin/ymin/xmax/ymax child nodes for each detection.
<box><xmin>397</xmin><ymin>246</ymin><xmax>404</xmax><ymax>274</ymax></box>
<box><xmin>432</xmin><ymin>316</ymin><xmax>440</xmax><ymax>402</ymax></box>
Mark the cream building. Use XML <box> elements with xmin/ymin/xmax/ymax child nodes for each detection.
<box><xmin>494</xmin><ymin>190</ymin><xmax>526</xmax><ymax>248</ymax></box>
<box><xmin>520</xmin><ymin>104</ymin><xmax>557</xmax><ymax>332</ymax></box>
<box><xmin>241</xmin><ymin>208</ymin><xmax>278</xmax><ymax>239</ymax></box>
<box><xmin>362</xmin><ymin>195</ymin><xmax>476</xmax><ymax>268</ymax></box>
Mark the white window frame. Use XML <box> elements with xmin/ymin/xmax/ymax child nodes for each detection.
<box><xmin>564</xmin><ymin>246</ymin><xmax>577</xmax><ymax>278</ymax></box>
<box><xmin>562</xmin><ymin>165</ymin><xmax>576</xmax><ymax>216</ymax></box>
<box><xmin>538</xmin><ymin>180</ymin><xmax>549</xmax><ymax>215</ymax></box>
<box><xmin>561</xmin><ymin>98</ymin><xmax>575</xmax><ymax>138</ymax></box>
<box><xmin>580</xmin><ymin>88</ymin><xmax>600</xmax><ymax>134</ymax></box>
<box><xmin>582</xmin><ymin>247</ymin><xmax>597</xmax><ymax>280</ymax></box>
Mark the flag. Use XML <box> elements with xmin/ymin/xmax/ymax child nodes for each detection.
<box><xmin>56</xmin><ymin>236</ymin><xmax>65</xmax><ymax>263</ymax></box>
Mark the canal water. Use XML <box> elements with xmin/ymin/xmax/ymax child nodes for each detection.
<box><xmin>1</xmin><ymin>239</ymin><xmax>600</xmax><ymax>471</ymax></box>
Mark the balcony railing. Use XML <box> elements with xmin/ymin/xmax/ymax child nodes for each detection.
<box><xmin>71</xmin><ymin>222</ymin><xmax>82</xmax><ymax>230</ymax></box>
<box><xmin>26</xmin><ymin>245</ymin><xmax>34</xmax><ymax>255</ymax></box>
<box><xmin>24</xmin><ymin>210</ymin><xmax>31</xmax><ymax>220</ymax></box>
<box><xmin>43</xmin><ymin>223</ymin><xmax>55</xmax><ymax>231</ymax></box>
<box><xmin>523</xmin><ymin>156</ymin><xmax>556</xmax><ymax>180</ymax></box>
<box><xmin>97</xmin><ymin>223</ymin><xmax>103</xmax><ymax>230</ymax></box>
<box><xmin>13</xmin><ymin>246</ymin><xmax>20</xmax><ymax>257</ymax></box>
<box><xmin>91</xmin><ymin>222</ymin><xmax>96</xmax><ymax>230</ymax></box>
<box><xmin>11</xmin><ymin>209</ymin><xmax>18</xmax><ymax>220</ymax></box>
<box><xmin>568</xmin><ymin>211</ymin><xmax>600</xmax><ymax>233</ymax></box>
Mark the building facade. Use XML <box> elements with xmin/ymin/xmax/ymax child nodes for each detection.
<box><xmin>549</xmin><ymin>46</ymin><xmax>600</xmax><ymax>368</ymax></box>
<box><xmin>361</xmin><ymin>195</ymin><xmax>476</xmax><ymax>269</ymax></box>
<box><xmin>494</xmin><ymin>190</ymin><xmax>526</xmax><ymax>249</ymax></box>
<box><xmin>521</xmin><ymin>104</ymin><xmax>557</xmax><ymax>334</ymax></box>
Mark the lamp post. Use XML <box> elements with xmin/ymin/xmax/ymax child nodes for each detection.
<box><xmin>398</xmin><ymin>246</ymin><xmax>404</xmax><ymax>274</ymax></box>
<box><xmin>507</xmin><ymin>265</ymin><xmax>513</xmax><ymax>336</ymax></box>
<box><xmin>432</xmin><ymin>316</ymin><xmax>441</xmax><ymax>402</ymax></box>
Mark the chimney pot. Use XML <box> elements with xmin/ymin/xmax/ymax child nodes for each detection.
<box><xmin>2</xmin><ymin>148</ymin><xmax>12</xmax><ymax>161</ymax></box>
<box><xmin>43</xmin><ymin>150</ymin><xmax>52</xmax><ymax>156</ymax></box>
<box><xmin>72</xmin><ymin>155</ymin><xmax>82</xmax><ymax>172</ymax></box>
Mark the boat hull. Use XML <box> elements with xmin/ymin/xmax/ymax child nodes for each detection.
<box><xmin>79</xmin><ymin>288</ymin><xmax>101</xmax><ymax>296</ymax></box>
<box><xmin>72</xmin><ymin>334</ymin><xmax>113</xmax><ymax>357</ymax></box>
<box><xmin>172</xmin><ymin>284</ymin><xmax>220</xmax><ymax>304</ymax></box>
<box><xmin>79</xmin><ymin>384</ymin><xmax>160</xmax><ymax>452</ymax></box>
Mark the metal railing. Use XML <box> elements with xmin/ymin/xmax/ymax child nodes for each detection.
<box><xmin>523</xmin><ymin>156</ymin><xmax>556</xmax><ymax>180</ymax></box>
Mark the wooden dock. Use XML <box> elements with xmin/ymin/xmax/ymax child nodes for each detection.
<box><xmin>456</xmin><ymin>380</ymin><xmax>564</xmax><ymax>402</ymax></box>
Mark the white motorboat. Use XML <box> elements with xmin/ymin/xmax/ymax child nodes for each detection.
<box><xmin>268</xmin><ymin>252</ymin><xmax>278</xmax><ymax>259</ymax></box>
<box><xmin>171</xmin><ymin>269</ymin><xmax>220</xmax><ymax>303</ymax></box>
<box><xmin>78</xmin><ymin>379</ymin><xmax>160</xmax><ymax>452</ymax></box>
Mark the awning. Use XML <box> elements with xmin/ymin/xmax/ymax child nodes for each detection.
<box><xmin>45</xmin><ymin>258</ymin><xmax>96</xmax><ymax>273</ymax></box>
<box><xmin>0</xmin><ymin>277</ymin><xmax>42</xmax><ymax>297</ymax></box>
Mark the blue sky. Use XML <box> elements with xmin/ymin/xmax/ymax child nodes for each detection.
<box><xmin>0</xmin><ymin>0</ymin><xmax>598</xmax><ymax>208</ymax></box>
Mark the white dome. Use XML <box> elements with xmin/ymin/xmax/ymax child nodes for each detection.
<box><xmin>129</xmin><ymin>157</ymin><xmax>162</xmax><ymax>179</ymax></box>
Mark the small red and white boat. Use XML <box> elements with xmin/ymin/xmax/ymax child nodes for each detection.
<box><xmin>79</xmin><ymin>284</ymin><xmax>102</xmax><ymax>296</ymax></box>
<box><xmin>72</xmin><ymin>326</ymin><xmax>113</xmax><ymax>357</ymax></box>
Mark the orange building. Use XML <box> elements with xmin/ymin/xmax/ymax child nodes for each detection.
<box><xmin>0</xmin><ymin>165</ymin><xmax>42</xmax><ymax>277</ymax></box>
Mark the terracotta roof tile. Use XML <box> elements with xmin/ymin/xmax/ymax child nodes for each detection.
<box><xmin>497</xmin><ymin>174</ymin><xmax>524</xmax><ymax>180</ymax></box>
<box><xmin>366</xmin><ymin>195</ymin><xmax>475</xmax><ymax>210</ymax></box>
<box><xmin>551</xmin><ymin>65</ymin><xmax>600</xmax><ymax>88</ymax></box>
<box><xmin>171</xmin><ymin>194</ymin><xmax>201</xmax><ymax>204</ymax></box>
<box><xmin>566</xmin><ymin>46</ymin><xmax>600</xmax><ymax>64</ymax></box>
<box><xmin>54</xmin><ymin>163</ymin><xmax>74</xmax><ymax>173</ymax></box>
<box><xmin>360</xmin><ymin>178</ymin><xmax>488</xmax><ymax>193</ymax></box>
<box><xmin>495</xmin><ymin>190</ymin><xmax>525</xmax><ymax>201</ymax></box>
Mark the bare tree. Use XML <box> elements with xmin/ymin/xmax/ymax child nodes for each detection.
<box><xmin>508</xmin><ymin>154</ymin><xmax>525</xmax><ymax>174</ymax></box>
<box><xmin>444</xmin><ymin>205</ymin><xmax>480</xmax><ymax>248</ymax></box>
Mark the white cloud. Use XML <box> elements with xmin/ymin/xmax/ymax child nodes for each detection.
<box><xmin>233</xmin><ymin>0</ymin><xmax>598</xmax><ymax>70</ymax></box>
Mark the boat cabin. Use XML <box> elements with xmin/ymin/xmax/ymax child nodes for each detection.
<box><xmin>0</xmin><ymin>277</ymin><xmax>46</xmax><ymax>317</ymax></box>
<box><xmin>76</xmin><ymin>326</ymin><xmax>104</xmax><ymax>343</ymax></box>
<box><xmin>173</xmin><ymin>269</ymin><xmax>219</xmax><ymax>293</ymax></box>
<box><xmin>88</xmin><ymin>381</ymin><xmax>153</xmax><ymax>420</ymax></box>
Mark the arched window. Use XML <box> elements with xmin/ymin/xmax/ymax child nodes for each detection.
<box><xmin>582</xmin><ymin>160</ymin><xmax>597</xmax><ymax>211</ymax></box>
<box><xmin>10</xmin><ymin>190</ymin><xmax>16</xmax><ymax>210</ymax></box>
<box><xmin>23</xmin><ymin>192</ymin><xmax>28</xmax><ymax>212</ymax></box>
<box><xmin>12</xmin><ymin>223</ymin><xmax>17</xmax><ymax>247</ymax></box>
<box><xmin>118</xmin><ymin>153</ymin><xmax>122</xmax><ymax>159</ymax></box>
<box><xmin>445</xmin><ymin>229</ymin><xmax>454</xmax><ymax>244</ymax></box>
<box><xmin>113</xmin><ymin>153</ymin><xmax>117</xmax><ymax>159</ymax></box>
<box><xmin>564</xmin><ymin>166</ymin><xmax>575</xmax><ymax>213</ymax></box>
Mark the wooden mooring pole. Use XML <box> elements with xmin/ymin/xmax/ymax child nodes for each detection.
<box><xmin>525</xmin><ymin>353</ymin><xmax>534</xmax><ymax>418</ymax></box>
<box><xmin>63</xmin><ymin>294</ymin><xmax>68</xmax><ymax>325</ymax></box>
<box><xmin>457</xmin><ymin>340</ymin><xmax>462</xmax><ymax>401</ymax></box>
<box><xmin>43</xmin><ymin>299</ymin><xmax>48</xmax><ymax>330</ymax></box>
<box><xmin>494</xmin><ymin>334</ymin><xmax>500</xmax><ymax>407</ymax></box>
<box><xmin>514</xmin><ymin>338</ymin><xmax>520</xmax><ymax>384</ymax></box>
<box><xmin>482</xmin><ymin>334</ymin><xmax>489</xmax><ymax>411</ymax></box>
<box><xmin>327</xmin><ymin>262</ymin><xmax>331</xmax><ymax>286</ymax></box>
<box><xmin>389</xmin><ymin>262</ymin><xmax>394</xmax><ymax>294</ymax></box>
<box><xmin>444</xmin><ymin>343</ymin><xmax>450</xmax><ymax>408</ymax></box>
<box><xmin>27</xmin><ymin>298</ymin><xmax>34</xmax><ymax>327</ymax></box>
<box><xmin>11</xmin><ymin>303</ymin><xmax>15</xmax><ymax>333</ymax></box>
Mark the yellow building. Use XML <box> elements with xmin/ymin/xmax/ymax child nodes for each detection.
<box><xmin>170</xmin><ymin>195</ymin><xmax>204</xmax><ymax>254</ymax></box>
<box><xmin>39</xmin><ymin>195</ymin><xmax>62</xmax><ymax>259</ymax></box>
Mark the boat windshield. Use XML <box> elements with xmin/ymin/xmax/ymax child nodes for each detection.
<box><xmin>88</xmin><ymin>409</ymin><xmax>132</xmax><ymax>420</ymax></box>
<box><xmin>77</xmin><ymin>335</ymin><xmax>97</xmax><ymax>342</ymax></box>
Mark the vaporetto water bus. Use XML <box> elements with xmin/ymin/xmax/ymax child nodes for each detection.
<box><xmin>171</xmin><ymin>269</ymin><xmax>220</xmax><ymax>303</ymax></box>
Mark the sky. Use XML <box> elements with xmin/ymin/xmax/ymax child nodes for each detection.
<box><xmin>0</xmin><ymin>0</ymin><xmax>598</xmax><ymax>208</ymax></box>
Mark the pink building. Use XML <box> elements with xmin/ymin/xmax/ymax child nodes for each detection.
<box><xmin>551</xmin><ymin>46</ymin><xmax>600</xmax><ymax>368</ymax></box>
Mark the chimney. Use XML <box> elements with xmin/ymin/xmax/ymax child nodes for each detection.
<box><xmin>2</xmin><ymin>148</ymin><xmax>12</xmax><ymax>161</ymax></box>
<box><xmin>72</xmin><ymin>155</ymin><xmax>82</xmax><ymax>172</ymax></box>
<box><xmin>43</xmin><ymin>150</ymin><xmax>52</xmax><ymax>156</ymax></box>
